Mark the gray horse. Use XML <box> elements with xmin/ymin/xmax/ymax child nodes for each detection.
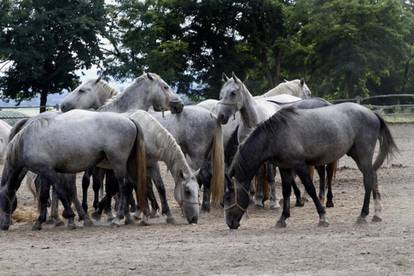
<box><xmin>0</xmin><ymin>110</ymin><xmax>146</xmax><ymax>230</ymax></box>
<box><xmin>224</xmin><ymin>103</ymin><xmax>397</xmax><ymax>229</ymax></box>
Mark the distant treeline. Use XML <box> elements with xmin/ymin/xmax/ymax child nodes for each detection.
<box><xmin>1</xmin><ymin>0</ymin><xmax>414</xmax><ymax>109</ymax></box>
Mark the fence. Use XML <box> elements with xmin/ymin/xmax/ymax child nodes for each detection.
<box><xmin>0</xmin><ymin>105</ymin><xmax>60</xmax><ymax>126</ymax></box>
<box><xmin>332</xmin><ymin>94</ymin><xmax>414</xmax><ymax>123</ymax></box>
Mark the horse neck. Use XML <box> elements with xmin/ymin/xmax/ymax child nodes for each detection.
<box><xmin>98</xmin><ymin>80</ymin><xmax>149</xmax><ymax>113</ymax></box>
<box><xmin>232</xmin><ymin>126</ymin><xmax>273</xmax><ymax>186</ymax></box>
<box><xmin>239</xmin><ymin>86</ymin><xmax>259</xmax><ymax>128</ymax></box>
<box><xmin>158</xmin><ymin>133</ymin><xmax>192</xmax><ymax>186</ymax></box>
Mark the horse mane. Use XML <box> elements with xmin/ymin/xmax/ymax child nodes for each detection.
<box><xmin>99</xmin><ymin>74</ymin><xmax>150</xmax><ymax>111</ymax></box>
<box><xmin>130</xmin><ymin>110</ymin><xmax>192</xmax><ymax>180</ymax></box>
<box><xmin>258</xmin><ymin>106</ymin><xmax>298</xmax><ymax>134</ymax></box>
<box><xmin>98</xmin><ymin>80</ymin><xmax>119</xmax><ymax>100</ymax></box>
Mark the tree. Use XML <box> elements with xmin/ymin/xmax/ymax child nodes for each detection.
<box><xmin>0</xmin><ymin>0</ymin><xmax>107</xmax><ymax>112</ymax></box>
<box><xmin>293</xmin><ymin>0</ymin><xmax>413</xmax><ymax>99</ymax></box>
<box><xmin>104</xmin><ymin>0</ymin><xmax>290</xmax><ymax>99</ymax></box>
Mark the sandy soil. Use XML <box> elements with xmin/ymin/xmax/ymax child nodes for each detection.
<box><xmin>0</xmin><ymin>124</ymin><xmax>413</xmax><ymax>275</ymax></box>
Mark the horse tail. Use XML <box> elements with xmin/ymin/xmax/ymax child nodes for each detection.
<box><xmin>131</xmin><ymin>120</ymin><xmax>147</xmax><ymax>212</ymax></box>
<box><xmin>9</xmin><ymin>118</ymin><xmax>29</xmax><ymax>142</ymax></box>
<box><xmin>210</xmin><ymin>123</ymin><xmax>225</xmax><ymax>207</ymax></box>
<box><xmin>373</xmin><ymin>113</ymin><xmax>398</xmax><ymax>171</ymax></box>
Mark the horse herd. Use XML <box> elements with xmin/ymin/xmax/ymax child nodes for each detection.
<box><xmin>0</xmin><ymin>72</ymin><xmax>397</xmax><ymax>231</ymax></box>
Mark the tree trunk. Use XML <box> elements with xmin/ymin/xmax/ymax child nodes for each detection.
<box><xmin>39</xmin><ymin>90</ymin><xmax>48</xmax><ymax>113</ymax></box>
<box><xmin>344</xmin><ymin>71</ymin><xmax>353</xmax><ymax>99</ymax></box>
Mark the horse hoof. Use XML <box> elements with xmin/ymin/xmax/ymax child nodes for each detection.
<box><xmin>45</xmin><ymin>218</ymin><xmax>55</xmax><ymax>225</ymax></box>
<box><xmin>32</xmin><ymin>223</ymin><xmax>42</xmax><ymax>231</ymax></box>
<box><xmin>140</xmin><ymin>218</ymin><xmax>150</xmax><ymax>226</ymax></box>
<box><xmin>83</xmin><ymin>219</ymin><xmax>94</xmax><ymax>227</ymax></box>
<box><xmin>372</xmin><ymin>215</ymin><xmax>382</xmax><ymax>222</ymax></box>
<box><xmin>356</xmin><ymin>216</ymin><xmax>368</xmax><ymax>225</ymax></box>
<box><xmin>166</xmin><ymin>217</ymin><xmax>176</xmax><ymax>224</ymax></box>
<box><xmin>201</xmin><ymin>205</ymin><xmax>210</xmax><ymax>213</ymax></box>
<box><xmin>295</xmin><ymin>200</ymin><xmax>305</xmax><ymax>207</ymax></box>
<box><xmin>318</xmin><ymin>220</ymin><xmax>329</xmax><ymax>227</ymax></box>
<box><xmin>255</xmin><ymin>201</ymin><xmax>264</xmax><ymax>209</ymax></box>
<box><xmin>110</xmin><ymin>219</ymin><xmax>121</xmax><ymax>227</ymax></box>
<box><xmin>326</xmin><ymin>201</ymin><xmax>334</xmax><ymax>208</ymax></box>
<box><xmin>54</xmin><ymin>219</ymin><xmax>64</xmax><ymax>227</ymax></box>
<box><xmin>275</xmin><ymin>219</ymin><xmax>287</xmax><ymax>228</ymax></box>
<box><xmin>91</xmin><ymin>212</ymin><xmax>101</xmax><ymax>221</ymax></box>
<box><xmin>67</xmin><ymin>223</ymin><xmax>77</xmax><ymax>230</ymax></box>
<box><xmin>269</xmin><ymin>201</ymin><xmax>280</xmax><ymax>209</ymax></box>
<box><xmin>125</xmin><ymin>216</ymin><xmax>134</xmax><ymax>225</ymax></box>
<box><xmin>149</xmin><ymin>210</ymin><xmax>160</xmax><ymax>218</ymax></box>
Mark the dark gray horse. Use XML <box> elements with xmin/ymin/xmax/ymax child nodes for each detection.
<box><xmin>224</xmin><ymin>103</ymin><xmax>397</xmax><ymax>229</ymax></box>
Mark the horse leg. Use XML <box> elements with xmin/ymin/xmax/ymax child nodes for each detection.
<box><xmin>267</xmin><ymin>164</ymin><xmax>279</xmax><ymax>209</ymax></box>
<box><xmin>150</xmin><ymin>165</ymin><xmax>175</xmax><ymax>223</ymax></box>
<box><xmin>0</xmin><ymin>164</ymin><xmax>25</xmax><ymax>230</ymax></box>
<box><xmin>326</xmin><ymin>162</ymin><xmax>336</xmax><ymax>208</ymax></box>
<box><xmin>294</xmin><ymin>164</ymin><xmax>328</xmax><ymax>227</ymax></box>
<box><xmin>32</xmin><ymin>178</ymin><xmax>51</xmax><ymax>231</ymax></box>
<box><xmin>50</xmin><ymin>186</ymin><xmax>64</xmax><ymax>227</ymax></box>
<box><xmin>92</xmin><ymin>168</ymin><xmax>104</xmax><ymax>210</ymax></box>
<box><xmin>276</xmin><ymin>168</ymin><xmax>293</xmax><ymax>227</ymax></box>
<box><xmin>291</xmin><ymin>177</ymin><xmax>305</xmax><ymax>207</ymax></box>
<box><xmin>197</xmin><ymin>161</ymin><xmax>212</xmax><ymax>212</ymax></box>
<box><xmin>81</xmin><ymin>168</ymin><xmax>92</xmax><ymax>212</ymax></box>
<box><xmin>68</xmin><ymin>174</ymin><xmax>93</xmax><ymax>227</ymax></box>
<box><xmin>372</xmin><ymin>173</ymin><xmax>382</xmax><ymax>222</ymax></box>
<box><xmin>50</xmin><ymin>178</ymin><xmax>77</xmax><ymax>230</ymax></box>
<box><xmin>316</xmin><ymin>165</ymin><xmax>326</xmax><ymax>204</ymax></box>
<box><xmin>254</xmin><ymin>165</ymin><xmax>266</xmax><ymax>208</ymax></box>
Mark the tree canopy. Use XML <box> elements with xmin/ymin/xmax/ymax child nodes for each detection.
<box><xmin>1</xmin><ymin>0</ymin><xmax>414</xmax><ymax>105</ymax></box>
<box><xmin>0</xmin><ymin>0</ymin><xmax>106</xmax><ymax>111</ymax></box>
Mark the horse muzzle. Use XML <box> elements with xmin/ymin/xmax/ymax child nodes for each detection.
<box><xmin>169</xmin><ymin>100</ymin><xmax>184</xmax><ymax>114</ymax></box>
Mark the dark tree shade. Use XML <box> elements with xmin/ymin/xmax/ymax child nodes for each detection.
<box><xmin>0</xmin><ymin>0</ymin><xmax>106</xmax><ymax>112</ymax></box>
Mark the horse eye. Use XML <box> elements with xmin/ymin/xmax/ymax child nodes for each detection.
<box><xmin>230</xmin><ymin>91</ymin><xmax>236</xmax><ymax>97</ymax></box>
<box><xmin>163</xmin><ymin>85</ymin><xmax>169</xmax><ymax>90</ymax></box>
<box><xmin>78</xmin><ymin>89</ymin><xmax>85</xmax><ymax>93</ymax></box>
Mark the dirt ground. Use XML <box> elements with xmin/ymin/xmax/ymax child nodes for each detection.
<box><xmin>0</xmin><ymin>124</ymin><xmax>413</xmax><ymax>275</ymax></box>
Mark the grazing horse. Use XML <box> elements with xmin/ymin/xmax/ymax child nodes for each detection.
<box><xmin>224</xmin><ymin>103</ymin><xmax>397</xmax><ymax>229</ymax></box>
<box><xmin>0</xmin><ymin>110</ymin><xmax>146</xmax><ymax>230</ymax></box>
<box><xmin>216</xmin><ymin>73</ymin><xmax>281</xmax><ymax>209</ymax></box>
<box><xmin>91</xmin><ymin>110</ymin><xmax>200</xmax><ymax>224</ymax></box>
<box><xmin>62</xmin><ymin>74</ymin><xmax>224</xmax><ymax>211</ymax></box>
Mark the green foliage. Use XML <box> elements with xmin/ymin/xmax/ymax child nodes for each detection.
<box><xmin>0</xmin><ymin>0</ymin><xmax>106</xmax><ymax>111</ymax></box>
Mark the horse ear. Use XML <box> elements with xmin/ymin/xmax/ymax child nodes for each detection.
<box><xmin>222</xmin><ymin>72</ymin><xmax>229</xmax><ymax>82</ymax></box>
<box><xmin>147</xmin><ymin>72</ymin><xmax>154</xmax><ymax>81</ymax></box>
<box><xmin>232</xmin><ymin>72</ymin><xmax>240</xmax><ymax>83</ymax></box>
<box><xmin>300</xmin><ymin>78</ymin><xmax>305</xmax><ymax>87</ymax></box>
<box><xmin>95</xmin><ymin>76</ymin><xmax>102</xmax><ymax>84</ymax></box>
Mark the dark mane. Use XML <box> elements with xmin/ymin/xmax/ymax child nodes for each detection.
<box><xmin>257</xmin><ymin>106</ymin><xmax>298</xmax><ymax>135</ymax></box>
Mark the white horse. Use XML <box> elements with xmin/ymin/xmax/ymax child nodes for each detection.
<box><xmin>130</xmin><ymin>110</ymin><xmax>199</xmax><ymax>223</ymax></box>
<box><xmin>262</xmin><ymin>79</ymin><xmax>312</xmax><ymax>99</ymax></box>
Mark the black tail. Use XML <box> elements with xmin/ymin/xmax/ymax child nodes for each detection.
<box><xmin>373</xmin><ymin>113</ymin><xmax>398</xmax><ymax>170</ymax></box>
